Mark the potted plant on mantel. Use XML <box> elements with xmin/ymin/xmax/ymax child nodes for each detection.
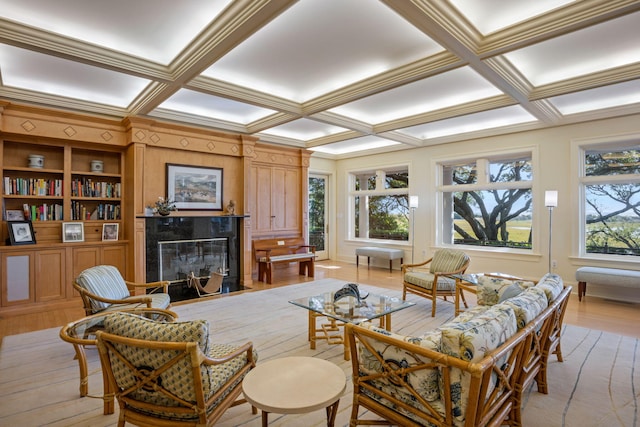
<box><xmin>149</xmin><ymin>197</ymin><xmax>177</xmax><ymax>216</ymax></box>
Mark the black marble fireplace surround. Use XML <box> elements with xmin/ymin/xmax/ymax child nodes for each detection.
<box><xmin>144</xmin><ymin>215</ymin><xmax>245</xmax><ymax>301</ymax></box>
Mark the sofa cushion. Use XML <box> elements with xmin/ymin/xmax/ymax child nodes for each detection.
<box><xmin>438</xmin><ymin>305</ymin><xmax>518</xmax><ymax>425</ymax></box>
<box><xmin>357</xmin><ymin>322</ymin><xmax>442</xmax><ymax>403</ymax></box>
<box><xmin>76</xmin><ymin>265</ymin><xmax>131</xmax><ymax>311</ymax></box>
<box><xmin>476</xmin><ymin>275</ymin><xmax>535</xmax><ymax>306</ymax></box>
<box><xmin>495</xmin><ymin>287</ymin><xmax>548</xmax><ymax>330</ymax></box>
<box><xmin>535</xmin><ymin>273</ymin><xmax>564</xmax><ymax>302</ymax></box>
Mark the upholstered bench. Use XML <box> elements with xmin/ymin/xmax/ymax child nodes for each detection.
<box><xmin>575</xmin><ymin>267</ymin><xmax>640</xmax><ymax>301</ymax></box>
<box><xmin>355</xmin><ymin>247</ymin><xmax>404</xmax><ymax>273</ymax></box>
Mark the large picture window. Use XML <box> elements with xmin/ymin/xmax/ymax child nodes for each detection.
<box><xmin>438</xmin><ymin>154</ymin><xmax>533</xmax><ymax>250</ymax></box>
<box><xmin>580</xmin><ymin>143</ymin><xmax>640</xmax><ymax>257</ymax></box>
<box><xmin>350</xmin><ymin>167</ymin><xmax>410</xmax><ymax>241</ymax></box>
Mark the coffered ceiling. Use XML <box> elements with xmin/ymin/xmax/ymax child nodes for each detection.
<box><xmin>1</xmin><ymin>0</ymin><xmax>639</xmax><ymax>158</ymax></box>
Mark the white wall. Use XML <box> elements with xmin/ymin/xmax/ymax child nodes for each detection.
<box><xmin>310</xmin><ymin>114</ymin><xmax>640</xmax><ymax>302</ymax></box>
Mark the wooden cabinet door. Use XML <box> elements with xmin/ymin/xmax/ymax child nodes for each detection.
<box><xmin>34</xmin><ymin>248</ymin><xmax>66</xmax><ymax>302</ymax></box>
<box><xmin>102</xmin><ymin>244</ymin><xmax>126</xmax><ymax>275</ymax></box>
<box><xmin>72</xmin><ymin>246</ymin><xmax>101</xmax><ymax>279</ymax></box>
<box><xmin>1</xmin><ymin>251</ymin><xmax>35</xmax><ymax>306</ymax></box>
<box><xmin>251</xmin><ymin>165</ymin><xmax>301</xmax><ymax>235</ymax></box>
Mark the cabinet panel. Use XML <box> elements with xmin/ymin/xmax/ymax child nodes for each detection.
<box><xmin>251</xmin><ymin>165</ymin><xmax>301</xmax><ymax>235</ymax></box>
<box><xmin>102</xmin><ymin>244</ymin><xmax>126</xmax><ymax>274</ymax></box>
<box><xmin>72</xmin><ymin>247</ymin><xmax>101</xmax><ymax>279</ymax></box>
<box><xmin>1</xmin><ymin>252</ymin><xmax>35</xmax><ymax>306</ymax></box>
<box><xmin>34</xmin><ymin>249</ymin><xmax>66</xmax><ymax>302</ymax></box>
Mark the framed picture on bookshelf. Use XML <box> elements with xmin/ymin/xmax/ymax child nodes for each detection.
<box><xmin>5</xmin><ymin>210</ymin><xmax>25</xmax><ymax>221</ymax></box>
<box><xmin>62</xmin><ymin>222</ymin><xmax>85</xmax><ymax>243</ymax></box>
<box><xmin>8</xmin><ymin>221</ymin><xmax>36</xmax><ymax>245</ymax></box>
<box><xmin>166</xmin><ymin>164</ymin><xmax>223</xmax><ymax>210</ymax></box>
<box><xmin>102</xmin><ymin>223</ymin><xmax>119</xmax><ymax>241</ymax></box>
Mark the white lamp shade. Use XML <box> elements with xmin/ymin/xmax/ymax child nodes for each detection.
<box><xmin>409</xmin><ymin>195</ymin><xmax>419</xmax><ymax>208</ymax></box>
<box><xmin>545</xmin><ymin>190</ymin><xmax>558</xmax><ymax>207</ymax></box>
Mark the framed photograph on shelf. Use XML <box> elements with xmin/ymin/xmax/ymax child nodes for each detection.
<box><xmin>102</xmin><ymin>223</ymin><xmax>119</xmax><ymax>241</ymax></box>
<box><xmin>5</xmin><ymin>209</ymin><xmax>25</xmax><ymax>221</ymax></box>
<box><xmin>7</xmin><ymin>221</ymin><xmax>36</xmax><ymax>245</ymax></box>
<box><xmin>62</xmin><ymin>222</ymin><xmax>85</xmax><ymax>243</ymax></box>
<box><xmin>166</xmin><ymin>164</ymin><xmax>223</xmax><ymax>210</ymax></box>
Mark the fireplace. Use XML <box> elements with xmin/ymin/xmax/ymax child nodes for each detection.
<box><xmin>145</xmin><ymin>216</ymin><xmax>245</xmax><ymax>300</ymax></box>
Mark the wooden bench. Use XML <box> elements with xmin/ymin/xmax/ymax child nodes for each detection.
<box><xmin>253</xmin><ymin>237</ymin><xmax>316</xmax><ymax>284</ymax></box>
<box><xmin>575</xmin><ymin>266</ymin><xmax>640</xmax><ymax>301</ymax></box>
<box><xmin>355</xmin><ymin>246</ymin><xmax>404</xmax><ymax>273</ymax></box>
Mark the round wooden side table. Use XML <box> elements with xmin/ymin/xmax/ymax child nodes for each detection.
<box><xmin>242</xmin><ymin>356</ymin><xmax>346</xmax><ymax>426</ymax></box>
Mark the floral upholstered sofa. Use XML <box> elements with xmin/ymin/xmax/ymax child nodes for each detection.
<box><xmin>346</xmin><ymin>273</ymin><xmax>570</xmax><ymax>427</ymax></box>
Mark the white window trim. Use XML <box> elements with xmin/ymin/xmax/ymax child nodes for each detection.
<box><xmin>433</xmin><ymin>146</ymin><xmax>539</xmax><ymax>254</ymax></box>
<box><xmin>571</xmin><ymin>131</ymin><xmax>640</xmax><ymax>263</ymax></box>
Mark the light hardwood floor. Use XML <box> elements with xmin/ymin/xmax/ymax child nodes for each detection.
<box><xmin>1</xmin><ymin>260</ymin><xmax>639</xmax><ymax>343</ymax></box>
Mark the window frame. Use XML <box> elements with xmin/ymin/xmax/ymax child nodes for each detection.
<box><xmin>347</xmin><ymin>164</ymin><xmax>412</xmax><ymax>243</ymax></box>
<box><xmin>573</xmin><ymin>132</ymin><xmax>640</xmax><ymax>261</ymax></box>
<box><xmin>435</xmin><ymin>148</ymin><xmax>537</xmax><ymax>254</ymax></box>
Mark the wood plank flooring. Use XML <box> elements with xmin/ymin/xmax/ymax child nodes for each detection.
<box><xmin>1</xmin><ymin>260</ymin><xmax>639</xmax><ymax>342</ymax></box>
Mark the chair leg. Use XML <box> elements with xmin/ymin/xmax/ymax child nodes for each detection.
<box><xmin>459</xmin><ymin>289</ymin><xmax>468</xmax><ymax>308</ymax></box>
<box><xmin>431</xmin><ymin>293</ymin><xmax>437</xmax><ymax>317</ymax></box>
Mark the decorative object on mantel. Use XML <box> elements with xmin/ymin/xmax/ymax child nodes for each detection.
<box><xmin>226</xmin><ymin>200</ymin><xmax>236</xmax><ymax>215</ymax></box>
<box><xmin>28</xmin><ymin>154</ymin><xmax>44</xmax><ymax>169</ymax></box>
<box><xmin>150</xmin><ymin>197</ymin><xmax>177</xmax><ymax>216</ymax></box>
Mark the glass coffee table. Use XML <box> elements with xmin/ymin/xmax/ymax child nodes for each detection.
<box><xmin>289</xmin><ymin>291</ymin><xmax>415</xmax><ymax>360</ymax></box>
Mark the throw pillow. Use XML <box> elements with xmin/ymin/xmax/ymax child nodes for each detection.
<box><xmin>476</xmin><ymin>275</ymin><xmax>535</xmax><ymax>306</ymax></box>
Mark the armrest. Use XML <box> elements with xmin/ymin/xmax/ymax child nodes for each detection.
<box><xmin>402</xmin><ymin>257</ymin><xmax>433</xmax><ymax>272</ymax></box>
<box><xmin>77</xmin><ymin>285</ymin><xmax>153</xmax><ymax>306</ymax></box>
<box><xmin>202</xmin><ymin>341</ymin><xmax>255</xmax><ymax>366</ymax></box>
<box><xmin>125</xmin><ymin>280</ymin><xmax>169</xmax><ymax>293</ymax></box>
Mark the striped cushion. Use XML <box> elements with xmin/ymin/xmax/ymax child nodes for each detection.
<box><xmin>429</xmin><ymin>249</ymin><xmax>468</xmax><ymax>274</ymax></box>
<box><xmin>76</xmin><ymin>265</ymin><xmax>131</xmax><ymax>311</ymax></box>
<box><xmin>404</xmin><ymin>271</ymin><xmax>456</xmax><ymax>291</ymax></box>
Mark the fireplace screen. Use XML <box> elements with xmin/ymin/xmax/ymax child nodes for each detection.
<box><xmin>158</xmin><ymin>238</ymin><xmax>228</xmax><ymax>283</ymax></box>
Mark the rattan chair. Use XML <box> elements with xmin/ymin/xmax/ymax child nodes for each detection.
<box><xmin>402</xmin><ymin>248</ymin><xmax>470</xmax><ymax>316</ymax></box>
<box><xmin>96</xmin><ymin>311</ymin><xmax>257</xmax><ymax>427</ymax></box>
<box><xmin>74</xmin><ymin>265</ymin><xmax>171</xmax><ymax>316</ymax></box>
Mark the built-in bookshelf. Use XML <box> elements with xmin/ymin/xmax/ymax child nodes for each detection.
<box><xmin>1</xmin><ymin>141</ymin><xmax>124</xmax><ymax>244</ymax></box>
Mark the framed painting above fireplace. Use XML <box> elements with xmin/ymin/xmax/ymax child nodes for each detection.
<box><xmin>166</xmin><ymin>164</ymin><xmax>223</xmax><ymax>210</ymax></box>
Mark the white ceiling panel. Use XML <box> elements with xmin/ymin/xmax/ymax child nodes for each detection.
<box><xmin>1</xmin><ymin>0</ymin><xmax>639</xmax><ymax>158</ymax></box>
<box><xmin>258</xmin><ymin>118</ymin><xmax>350</xmax><ymax>141</ymax></box>
<box><xmin>504</xmin><ymin>11</ymin><xmax>640</xmax><ymax>86</ymax></box>
<box><xmin>548</xmin><ymin>80</ymin><xmax>640</xmax><ymax>115</ymax></box>
<box><xmin>0</xmin><ymin>0</ymin><xmax>231</xmax><ymax>64</ymax></box>
<box><xmin>0</xmin><ymin>44</ymin><xmax>150</xmax><ymax>107</ymax></box>
<box><xmin>397</xmin><ymin>106</ymin><xmax>537</xmax><ymax>140</ymax></box>
<box><xmin>329</xmin><ymin>67</ymin><xmax>503</xmax><ymax>124</ymax></box>
<box><xmin>200</xmin><ymin>0</ymin><xmax>442</xmax><ymax>102</ymax></box>
<box><xmin>157</xmin><ymin>89</ymin><xmax>276</xmax><ymax>124</ymax></box>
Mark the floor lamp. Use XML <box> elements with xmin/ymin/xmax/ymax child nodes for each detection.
<box><xmin>545</xmin><ymin>190</ymin><xmax>558</xmax><ymax>273</ymax></box>
<box><xmin>409</xmin><ymin>196</ymin><xmax>419</xmax><ymax>263</ymax></box>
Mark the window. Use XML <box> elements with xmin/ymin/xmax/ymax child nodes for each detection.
<box><xmin>438</xmin><ymin>154</ymin><xmax>533</xmax><ymax>249</ymax></box>
<box><xmin>580</xmin><ymin>143</ymin><xmax>640</xmax><ymax>257</ymax></box>
<box><xmin>350</xmin><ymin>167</ymin><xmax>409</xmax><ymax>241</ymax></box>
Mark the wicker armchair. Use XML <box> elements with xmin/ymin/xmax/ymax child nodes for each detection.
<box><xmin>74</xmin><ymin>265</ymin><xmax>171</xmax><ymax>316</ymax></box>
<box><xmin>96</xmin><ymin>311</ymin><xmax>257</xmax><ymax>427</ymax></box>
<box><xmin>402</xmin><ymin>248</ymin><xmax>470</xmax><ymax>316</ymax></box>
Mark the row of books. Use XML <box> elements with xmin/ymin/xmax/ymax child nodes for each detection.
<box><xmin>70</xmin><ymin>178</ymin><xmax>121</xmax><ymax>198</ymax></box>
<box><xmin>21</xmin><ymin>203</ymin><xmax>64</xmax><ymax>221</ymax></box>
<box><xmin>70</xmin><ymin>201</ymin><xmax>121</xmax><ymax>220</ymax></box>
<box><xmin>4</xmin><ymin>177</ymin><xmax>63</xmax><ymax>196</ymax></box>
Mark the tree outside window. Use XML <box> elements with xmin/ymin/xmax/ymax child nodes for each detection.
<box><xmin>582</xmin><ymin>146</ymin><xmax>640</xmax><ymax>257</ymax></box>
<box><xmin>351</xmin><ymin>168</ymin><xmax>409</xmax><ymax>241</ymax></box>
<box><xmin>439</xmin><ymin>155</ymin><xmax>533</xmax><ymax>249</ymax></box>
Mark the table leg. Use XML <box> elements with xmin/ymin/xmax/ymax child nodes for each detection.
<box><xmin>384</xmin><ymin>313</ymin><xmax>392</xmax><ymax>331</ymax></box>
<box><xmin>356</xmin><ymin>255</ymin><xmax>359</xmax><ymax>269</ymax></box>
<box><xmin>261</xmin><ymin>410</ymin><xmax>269</xmax><ymax>427</ymax></box>
<box><xmin>343</xmin><ymin>326</ymin><xmax>350</xmax><ymax>361</ymax></box>
<box><xmin>389</xmin><ymin>260</ymin><xmax>392</xmax><ymax>273</ymax></box>
<box><xmin>326</xmin><ymin>399</ymin><xmax>340</xmax><ymax>427</ymax></box>
<box><xmin>309</xmin><ymin>311</ymin><xmax>316</xmax><ymax>349</ymax></box>
<box><xmin>455</xmin><ymin>281</ymin><xmax>461</xmax><ymax>315</ymax></box>
<box><xmin>72</xmin><ymin>344</ymin><xmax>89</xmax><ymax>397</ymax></box>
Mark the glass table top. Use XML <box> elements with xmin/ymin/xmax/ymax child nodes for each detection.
<box><xmin>289</xmin><ymin>291</ymin><xmax>415</xmax><ymax>324</ymax></box>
